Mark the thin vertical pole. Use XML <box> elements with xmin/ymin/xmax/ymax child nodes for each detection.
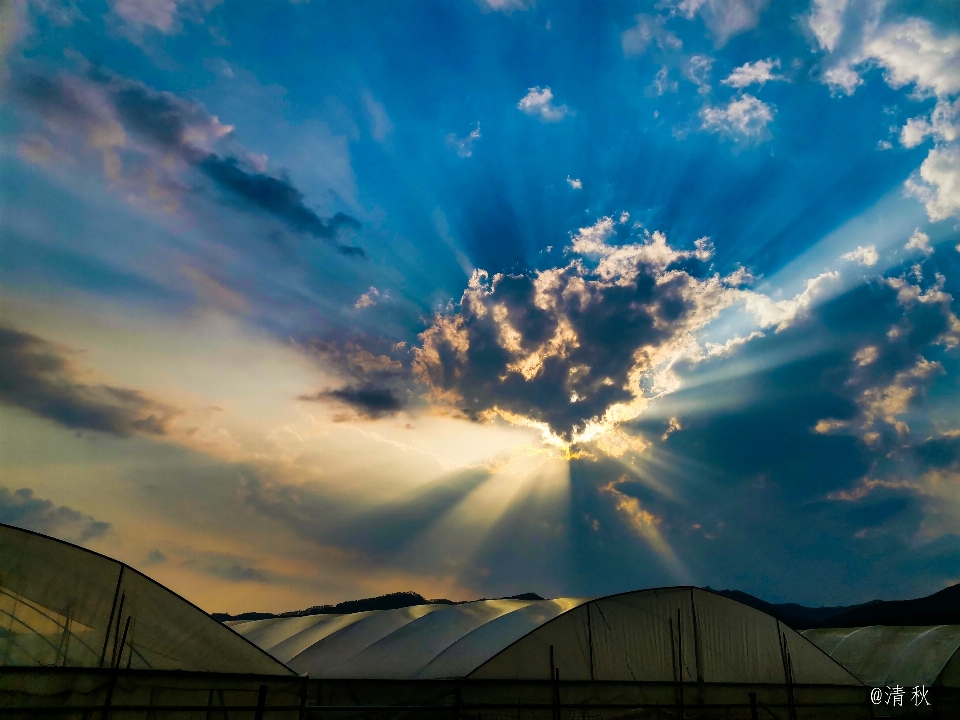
<box><xmin>748</xmin><ymin>692</ymin><xmax>759</xmax><ymax>720</ymax></box>
<box><xmin>99</xmin><ymin>566</ymin><xmax>124</xmax><ymax>668</ymax></box>
<box><xmin>254</xmin><ymin>684</ymin><xmax>268</xmax><ymax>720</ymax></box>
<box><xmin>586</xmin><ymin>603</ymin><xmax>594</xmax><ymax>681</ymax></box>
<box><xmin>109</xmin><ymin>594</ymin><xmax>126</xmax><ymax>668</ymax></box>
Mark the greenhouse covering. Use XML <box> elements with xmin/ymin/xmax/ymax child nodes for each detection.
<box><xmin>0</xmin><ymin>523</ymin><xmax>291</xmax><ymax>674</ymax></box>
<box><xmin>229</xmin><ymin>588</ymin><xmax>863</xmax><ymax>683</ymax></box>
<box><xmin>802</xmin><ymin>625</ymin><xmax>960</xmax><ymax>688</ymax></box>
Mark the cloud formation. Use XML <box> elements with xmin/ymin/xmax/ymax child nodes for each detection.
<box><xmin>621</xmin><ymin>14</ymin><xmax>682</xmax><ymax>55</ymax></box>
<box><xmin>673</xmin><ymin>0</ymin><xmax>771</xmax><ymax>47</ymax></box>
<box><xmin>108</xmin><ymin>0</ymin><xmax>222</xmax><ymax>37</ymax></box>
<box><xmin>445</xmin><ymin>123</ymin><xmax>481</xmax><ymax>158</ymax></box>
<box><xmin>12</xmin><ymin>63</ymin><xmax>364</xmax><ymax>253</ymax></box>
<box><xmin>517</xmin><ymin>87</ymin><xmax>572</xmax><ymax>123</ymax></box>
<box><xmin>721</xmin><ymin>58</ymin><xmax>783</xmax><ymax>88</ymax></box>
<box><xmin>841</xmin><ymin>245</ymin><xmax>879</xmax><ymax>266</ymax></box>
<box><xmin>299</xmin><ymin>339</ymin><xmax>409</xmax><ymax>419</ymax></box>
<box><xmin>413</xmin><ymin>217</ymin><xmax>832</xmax><ymax>447</ymax></box>
<box><xmin>0</xmin><ymin>326</ymin><xmax>177</xmax><ymax>437</ymax></box>
<box><xmin>699</xmin><ymin>94</ymin><xmax>774</xmax><ymax>142</ymax></box>
<box><xmin>0</xmin><ymin>486</ymin><xmax>109</xmax><ymax>544</ymax></box>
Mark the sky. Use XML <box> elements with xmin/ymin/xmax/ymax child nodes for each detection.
<box><xmin>1</xmin><ymin>0</ymin><xmax>960</xmax><ymax>614</ymax></box>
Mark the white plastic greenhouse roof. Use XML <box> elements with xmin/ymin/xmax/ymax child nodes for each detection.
<box><xmin>229</xmin><ymin>587</ymin><xmax>863</xmax><ymax>683</ymax></box>
<box><xmin>802</xmin><ymin>625</ymin><xmax>960</xmax><ymax>688</ymax></box>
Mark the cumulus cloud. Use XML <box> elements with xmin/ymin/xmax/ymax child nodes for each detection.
<box><xmin>621</xmin><ymin>14</ymin><xmax>682</xmax><ymax>55</ymax></box>
<box><xmin>841</xmin><ymin>244</ymin><xmax>879</xmax><ymax>266</ymax></box>
<box><xmin>904</xmin><ymin>146</ymin><xmax>960</xmax><ymax>222</ymax></box>
<box><xmin>0</xmin><ymin>326</ymin><xmax>178</xmax><ymax>437</ymax></box>
<box><xmin>699</xmin><ymin>94</ymin><xmax>774</xmax><ymax>142</ymax></box>
<box><xmin>904</xmin><ymin>228</ymin><xmax>934</xmax><ymax>256</ymax></box>
<box><xmin>811</xmin><ymin>9</ymin><xmax>960</xmax><ymax>98</ymax></box>
<box><xmin>355</xmin><ymin>287</ymin><xmax>380</xmax><ymax>309</ymax></box>
<box><xmin>517</xmin><ymin>86</ymin><xmax>572</xmax><ymax>123</ymax></box>
<box><xmin>803</xmin><ymin>9</ymin><xmax>960</xmax><ymax>223</ymax></box>
<box><xmin>566</xmin><ymin>176</ymin><xmax>582</xmax><ymax>189</ymax></box>
<box><xmin>12</xmin><ymin>63</ymin><xmax>364</xmax><ymax>254</ymax></box>
<box><xmin>806</xmin><ymin>0</ymin><xmax>848</xmax><ymax>53</ymax></box>
<box><xmin>0</xmin><ymin>487</ymin><xmax>109</xmax><ymax>545</ymax></box>
<box><xmin>673</xmin><ymin>0</ymin><xmax>771</xmax><ymax>47</ymax></box>
<box><xmin>721</xmin><ymin>58</ymin><xmax>784</xmax><ymax>88</ymax></box>
<box><xmin>901</xmin><ymin>98</ymin><xmax>960</xmax><ymax>148</ymax></box>
<box><xmin>445</xmin><ymin>123</ymin><xmax>481</xmax><ymax>158</ymax></box>
<box><xmin>413</xmin><ymin>217</ymin><xmax>839</xmax><ymax>447</ymax></box>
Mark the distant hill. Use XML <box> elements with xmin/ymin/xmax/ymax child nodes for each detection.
<box><xmin>213</xmin><ymin>591</ymin><xmax>545</xmax><ymax>622</ymax></box>
<box><xmin>714</xmin><ymin>583</ymin><xmax>960</xmax><ymax>630</ymax></box>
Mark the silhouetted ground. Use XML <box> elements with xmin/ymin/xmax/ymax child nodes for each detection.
<box><xmin>213</xmin><ymin>591</ymin><xmax>544</xmax><ymax>622</ymax></box>
<box><xmin>714</xmin><ymin>584</ymin><xmax>960</xmax><ymax>629</ymax></box>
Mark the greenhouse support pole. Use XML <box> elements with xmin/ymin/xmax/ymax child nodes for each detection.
<box><xmin>748</xmin><ymin>692</ymin><xmax>758</xmax><ymax>720</ymax></box>
<box><xmin>254</xmin><ymin>684</ymin><xmax>268</xmax><ymax>720</ymax></box>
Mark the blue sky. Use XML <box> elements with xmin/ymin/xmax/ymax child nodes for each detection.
<box><xmin>1</xmin><ymin>0</ymin><xmax>960</xmax><ymax>612</ymax></box>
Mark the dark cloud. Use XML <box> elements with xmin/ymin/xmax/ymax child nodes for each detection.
<box><xmin>144</xmin><ymin>548</ymin><xmax>168</xmax><ymax>565</ymax></box>
<box><xmin>915</xmin><ymin>434</ymin><xmax>960</xmax><ymax>469</ymax></box>
<box><xmin>13</xmin><ymin>64</ymin><xmax>364</xmax><ymax>256</ymax></box>
<box><xmin>196</xmin><ymin>154</ymin><xmax>363</xmax><ymax>252</ymax></box>
<box><xmin>0</xmin><ymin>487</ymin><xmax>109</xmax><ymax>544</ymax></box>
<box><xmin>414</xmin><ymin>223</ymin><xmax>735</xmax><ymax>441</ymax></box>
<box><xmin>0</xmin><ymin>326</ymin><xmax>177</xmax><ymax>437</ymax></box>
<box><xmin>300</xmin><ymin>385</ymin><xmax>403</xmax><ymax>418</ymax></box>
<box><xmin>299</xmin><ymin>339</ymin><xmax>412</xmax><ymax>418</ymax></box>
<box><xmin>181</xmin><ymin>551</ymin><xmax>277</xmax><ymax>583</ymax></box>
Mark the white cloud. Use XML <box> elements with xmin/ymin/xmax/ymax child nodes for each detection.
<box><xmin>480</xmin><ymin>0</ymin><xmax>531</xmax><ymax>12</ymax></box>
<box><xmin>864</xmin><ymin>19</ymin><xmax>960</xmax><ymax>98</ymax></box>
<box><xmin>108</xmin><ymin>0</ymin><xmax>221</xmax><ymax>36</ymax></box>
<box><xmin>355</xmin><ymin>287</ymin><xmax>380</xmax><ymax>309</ymax></box>
<box><xmin>621</xmin><ymin>14</ymin><xmax>682</xmax><ymax>55</ymax></box>
<box><xmin>841</xmin><ymin>244</ymin><xmax>879</xmax><ymax>266</ymax></box>
<box><xmin>566</xmin><ymin>176</ymin><xmax>582</xmax><ymax>189</ymax></box>
<box><xmin>722</xmin><ymin>58</ymin><xmax>784</xmax><ymax>89</ymax></box>
<box><xmin>445</xmin><ymin>123</ymin><xmax>481</xmax><ymax>158</ymax></box>
<box><xmin>905</xmin><ymin>146</ymin><xmax>960</xmax><ymax>222</ymax></box>
<box><xmin>674</xmin><ymin>0</ymin><xmax>771</xmax><ymax>47</ymax></box>
<box><xmin>814</xmin><ymin>14</ymin><xmax>960</xmax><ymax>99</ymax></box>
<box><xmin>900</xmin><ymin>97</ymin><xmax>960</xmax><ymax>148</ymax></box>
<box><xmin>684</xmin><ymin>54</ymin><xmax>714</xmax><ymax>93</ymax></box>
<box><xmin>362</xmin><ymin>91</ymin><xmax>393</xmax><ymax>142</ymax></box>
<box><xmin>806</xmin><ymin>0</ymin><xmax>849</xmax><ymax>53</ymax></box>
<box><xmin>878</xmin><ymin>140</ymin><xmax>892</xmax><ymax>150</ymax></box>
<box><xmin>649</xmin><ymin>66</ymin><xmax>678</xmax><ymax>96</ymax></box>
<box><xmin>699</xmin><ymin>94</ymin><xmax>774</xmax><ymax>142</ymax></box>
<box><xmin>904</xmin><ymin>228</ymin><xmax>934</xmax><ymax>256</ymax></box>
<box><xmin>517</xmin><ymin>87</ymin><xmax>572</xmax><ymax>123</ymax></box>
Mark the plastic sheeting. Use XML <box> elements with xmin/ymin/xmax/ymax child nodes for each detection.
<box><xmin>0</xmin><ymin>523</ymin><xmax>292</xmax><ymax>675</ymax></box>
<box><xmin>230</xmin><ymin>587</ymin><xmax>861</xmax><ymax>684</ymax></box>
<box><xmin>802</xmin><ymin>625</ymin><xmax>960</xmax><ymax>687</ymax></box>
<box><xmin>471</xmin><ymin>588</ymin><xmax>859</xmax><ymax>683</ymax></box>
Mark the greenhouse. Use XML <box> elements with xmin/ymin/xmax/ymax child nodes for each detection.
<box><xmin>802</xmin><ymin>625</ymin><xmax>960</xmax><ymax>715</ymax></box>
<box><xmin>1</xmin><ymin>521</ymin><xmax>947</xmax><ymax>718</ymax></box>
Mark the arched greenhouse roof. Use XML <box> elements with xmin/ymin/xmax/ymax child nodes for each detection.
<box><xmin>802</xmin><ymin>625</ymin><xmax>960</xmax><ymax>688</ymax></box>
<box><xmin>0</xmin><ymin>523</ymin><xmax>292</xmax><ymax>675</ymax></box>
<box><xmin>230</xmin><ymin>587</ymin><xmax>863</xmax><ymax>683</ymax></box>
